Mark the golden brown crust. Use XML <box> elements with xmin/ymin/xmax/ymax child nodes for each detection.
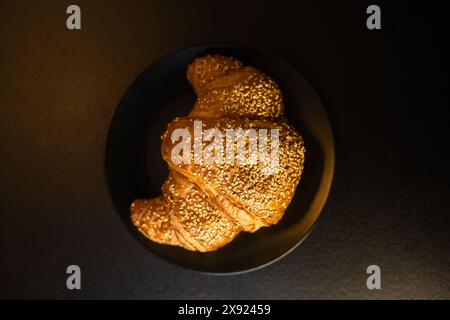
<box><xmin>187</xmin><ymin>55</ymin><xmax>243</xmax><ymax>96</ymax></box>
<box><xmin>189</xmin><ymin>65</ymin><xmax>284</xmax><ymax>119</ymax></box>
<box><xmin>161</xmin><ymin>118</ymin><xmax>305</xmax><ymax>229</ymax></box>
<box><xmin>130</xmin><ymin>198</ymin><xmax>179</xmax><ymax>246</ymax></box>
<box><xmin>164</xmin><ymin>172</ymin><xmax>241</xmax><ymax>252</ymax></box>
<box><xmin>130</xmin><ymin>54</ymin><xmax>306</xmax><ymax>252</ymax></box>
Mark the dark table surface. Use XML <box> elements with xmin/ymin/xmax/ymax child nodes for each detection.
<box><xmin>1</xmin><ymin>0</ymin><xmax>449</xmax><ymax>299</ymax></box>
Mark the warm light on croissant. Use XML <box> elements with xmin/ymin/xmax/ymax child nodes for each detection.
<box><xmin>130</xmin><ymin>55</ymin><xmax>306</xmax><ymax>252</ymax></box>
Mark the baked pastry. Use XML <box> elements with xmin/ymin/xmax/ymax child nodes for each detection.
<box><xmin>131</xmin><ymin>55</ymin><xmax>305</xmax><ymax>252</ymax></box>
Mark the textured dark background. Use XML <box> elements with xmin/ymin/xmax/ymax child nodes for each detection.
<box><xmin>0</xmin><ymin>0</ymin><xmax>449</xmax><ymax>299</ymax></box>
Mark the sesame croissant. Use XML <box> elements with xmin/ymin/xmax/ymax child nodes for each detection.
<box><xmin>131</xmin><ymin>55</ymin><xmax>305</xmax><ymax>252</ymax></box>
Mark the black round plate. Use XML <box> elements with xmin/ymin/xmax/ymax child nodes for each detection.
<box><xmin>106</xmin><ymin>44</ymin><xmax>334</xmax><ymax>274</ymax></box>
